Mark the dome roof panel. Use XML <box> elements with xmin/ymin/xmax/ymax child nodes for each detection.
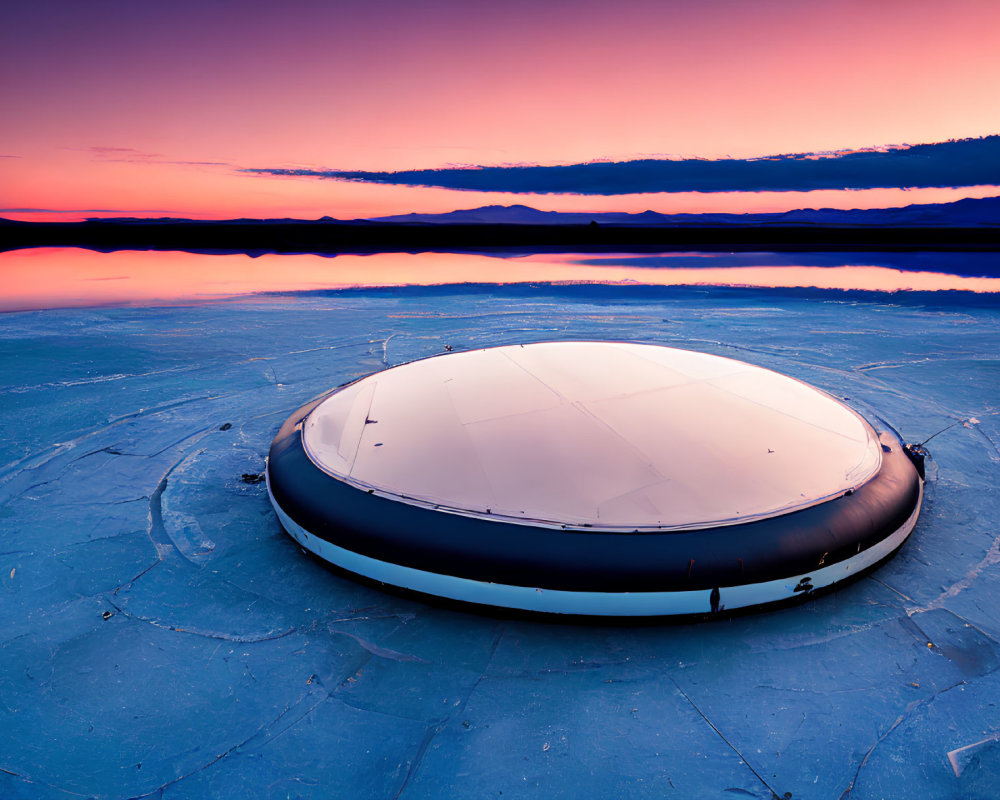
<box><xmin>302</xmin><ymin>342</ymin><xmax>882</xmax><ymax>529</ymax></box>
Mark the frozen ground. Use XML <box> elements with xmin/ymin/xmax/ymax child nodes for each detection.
<box><xmin>1</xmin><ymin>284</ymin><xmax>999</xmax><ymax>800</ymax></box>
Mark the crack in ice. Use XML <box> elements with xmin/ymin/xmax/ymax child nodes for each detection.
<box><xmin>838</xmin><ymin>680</ymin><xmax>966</xmax><ymax>799</ymax></box>
<box><xmin>670</xmin><ymin>676</ymin><xmax>784</xmax><ymax>800</ymax></box>
<box><xmin>908</xmin><ymin>536</ymin><xmax>1000</xmax><ymax>614</ymax></box>
<box><xmin>105</xmin><ymin>598</ymin><xmax>296</xmax><ymax>643</ymax></box>
<box><xmin>393</xmin><ymin>624</ymin><xmax>504</xmax><ymax>800</ymax></box>
<box><xmin>0</xmin><ymin>766</ymin><xmax>91</xmax><ymax>798</ymax></box>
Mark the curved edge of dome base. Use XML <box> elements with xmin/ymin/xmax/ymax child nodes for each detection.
<box><xmin>268</xmin><ymin>476</ymin><xmax>922</xmax><ymax>619</ymax></box>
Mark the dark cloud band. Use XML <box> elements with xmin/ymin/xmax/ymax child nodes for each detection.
<box><xmin>245</xmin><ymin>136</ymin><xmax>1000</xmax><ymax>195</ymax></box>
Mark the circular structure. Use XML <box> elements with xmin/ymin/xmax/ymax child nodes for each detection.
<box><xmin>266</xmin><ymin>342</ymin><xmax>923</xmax><ymax>616</ymax></box>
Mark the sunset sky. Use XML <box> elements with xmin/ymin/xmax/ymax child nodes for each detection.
<box><xmin>3</xmin><ymin>0</ymin><xmax>999</xmax><ymax>220</ymax></box>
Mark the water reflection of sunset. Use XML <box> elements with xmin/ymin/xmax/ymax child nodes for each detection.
<box><xmin>3</xmin><ymin>248</ymin><xmax>998</xmax><ymax>312</ymax></box>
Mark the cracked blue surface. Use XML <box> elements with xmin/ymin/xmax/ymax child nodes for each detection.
<box><xmin>1</xmin><ymin>283</ymin><xmax>999</xmax><ymax>799</ymax></box>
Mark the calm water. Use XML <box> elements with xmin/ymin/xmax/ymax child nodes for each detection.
<box><xmin>2</xmin><ymin>246</ymin><xmax>999</xmax><ymax>311</ymax></box>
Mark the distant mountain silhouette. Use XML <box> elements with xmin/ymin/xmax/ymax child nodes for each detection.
<box><xmin>5</xmin><ymin>200</ymin><xmax>1000</xmax><ymax>254</ymax></box>
<box><xmin>5</xmin><ymin>196</ymin><xmax>998</xmax><ymax>230</ymax></box>
<box><xmin>371</xmin><ymin>196</ymin><xmax>1000</xmax><ymax>227</ymax></box>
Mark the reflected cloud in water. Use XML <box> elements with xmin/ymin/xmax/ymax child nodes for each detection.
<box><xmin>2</xmin><ymin>247</ymin><xmax>998</xmax><ymax>312</ymax></box>
<box><xmin>559</xmin><ymin>250</ymin><xmax>1000</xmax><ymax>277</ymax></box>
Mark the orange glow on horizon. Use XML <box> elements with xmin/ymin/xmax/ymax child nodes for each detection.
<box><xmin>3</xmin><ymin>165</ymin><xmax>999</xmax><ymax>224</ymax></box>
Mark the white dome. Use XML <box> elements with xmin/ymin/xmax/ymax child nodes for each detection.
<box><xmin>301</xmin><ymin>342</ymin><xmax>881</xmax><ymax>530</ymax></box>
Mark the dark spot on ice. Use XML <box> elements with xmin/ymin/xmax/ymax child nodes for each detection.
<box><xmin>241</xmin><ymin>473</ymin><xmax>265</xmax><ymax>484</ymax></box>
<box><xmin>710</xmin><ymin>586</ymin><xmax>721</xmax><ymax>613</ymax></box>
<box><xmin>374</xmin><ymin>442</ymin><xmax>383</xmax><ymax>447</ymax></box>
<box><xmin>365</xmin><ymin>417</ymin><xmax>378</xmax><ymax>424</ymax></box>
<box><xmin>219</xmin><ymin>422</ymin><xmax>232</xmax><ymax>431</ymax></box>
<box><xmin>904</xmin><ymin>443</ymin><xmax>928</xmax><ymax>478</ymax></box>
<box><xmin>794</xmin><ymin>577</ymin><xmax>813</xmax><ymax>593</ymax></box>
<box><xmin>101</xmin><ymin>610</ymin><xmax>113</xmax><ymax>620</ymax></box>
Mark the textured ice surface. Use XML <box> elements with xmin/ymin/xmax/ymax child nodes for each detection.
<box><xmin>1</xmin><ymin>283</ymin><xmax>999</xmax><ymax>799</ymax></box>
